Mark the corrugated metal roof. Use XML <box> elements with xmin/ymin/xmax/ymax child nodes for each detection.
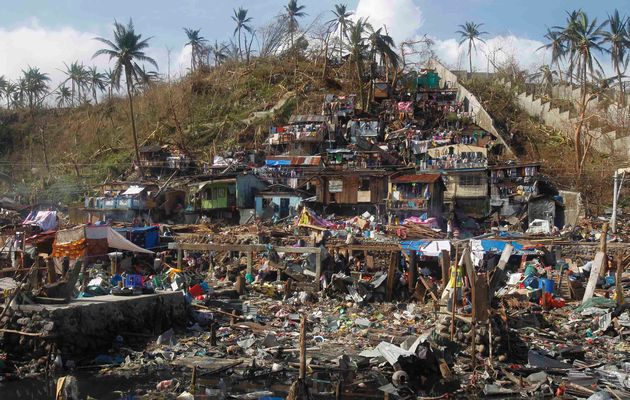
<box><xmin>288</xmin><ymin>115</ymin><xmax>328</xmax><ymax>124</ymax></box>
<box><xmin>391</xmin><ymin>174</ymin><xmax>442</xmax><ymax>184</ymax></box>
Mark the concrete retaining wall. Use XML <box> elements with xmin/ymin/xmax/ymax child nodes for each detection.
<box><xmin>3</xmin><ymin>291</ymin><xmax>186</xmax><ymax>359</ymax></box>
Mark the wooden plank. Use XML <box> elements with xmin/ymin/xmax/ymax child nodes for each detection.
<box><xmin>497</xmin><ymin>243</ymin><xmax>513</xmax><ymax>270</ymax></box>
<box><xmin>598</xmin><ymin>222</ymin><xmax>609</xmax><ymax>278</ymax></box>
<box><xmin>582</xmin><ymin>252</ymin><xmax>606</xmax><ymax>304</ymax></box>
<box><xmin>385</xmin><ymin>251</ymin><xmax>399</xmax><ymax>302</ymax></box>
<box><xmin>440</xmin><ymin>250</ymin><xmax>450</xmax><ymax>289</ymax></box>
<box><xmin>408</xmin><ymin>251</ymin><xmax>417</xmax><ymax>292</ymax></box>
<box><xmin>418</xmin><ymin>275</ymin><xmax>438</xmax><ymax>301</ymax></box>
<box><xmin>169</xmin><ymin>242</ymin><xmax>320</xmax><ymax>254</ymax></box>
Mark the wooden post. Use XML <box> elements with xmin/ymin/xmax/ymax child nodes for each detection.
<box><xmin>284</xmin><ymin>279</ymin><xmax>293</xmax><ymax>300</ymax></box>
<box><xmin>246</xmin><ymin>251</ymin><xmax>253</xmax><ymax>275</ymax></box>
<box><xmin>110</xmin><ymin>255</ymin><xmax>117</xmax><ymax>276</ymax></box>
<box><xmin>598</xmin><ymin>222</ymin><xmax>609</xmax><ymax>278</ymax></box>
<box><xmin>191</xmin><ymin>365</ymin><xmax>197</xmax><ymax>395</ymax></box>
<box><xmin>210</xmin><ymin>324</ymin><xmax>217</xmax><ymax>346</ymax></box>
<box><xmin>470</xmin><ymin>260</ymin><xmax>477</xmax><ymax>371</ymax></box>
<box><xmin>440</xmin><ymin>250</ymin><xmax>450</xmax><ymax>289</ymax></box>
<box><xmin>299</xmin><ymin>315</ymin><xmax>307</xmax><ymax>380</ymax></box>
<box><xmin>450</xmin><ymin>258</ymin><xmax>458</xmax><ymax>341</ymax></box>
<box><xmin>46</xmin><ymin>257</ymin><xmax>56</xmax><ymax>284</ymax></box>
<box><xmin>408</xmin><ymin>251</ymin><xmax>417</xmax><ymax>293</ymax></box>
<box><xmin>616</xmin><ymin>255</ymin><xmax>625</xmax><ymax>306</ymax></box>
<box><xmin>177</xmin><ymin>247</ymin><xmax>183</xmax><ymax>270</ymax></box>
<box><xmin>315</xmin><ymin>249</ymin><xmax>322</xmax><ymax>289</ymax></box>
<box><xmin>32</xmin><ymin>257</ymin><xmax>42</xmax><ymax>290</ymax></box>
<box><xmin>235</xmin><ymin>274</ymin><xmax>245</xmax><ymax>294</ymax></box>
<box><xmin>386</xmin><ymin>251</ymin><xmax>399</xmax><ymax>302</ymax></box>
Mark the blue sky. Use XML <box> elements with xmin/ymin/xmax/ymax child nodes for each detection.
<box><xmin>0</xmin><ymin>0</ymin><xmax>626</xmax><ymax>83</ymax></box>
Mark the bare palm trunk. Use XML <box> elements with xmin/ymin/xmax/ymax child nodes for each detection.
<box><xmin>468</xmin><ymin>42</ymin><xmax>473</xmax><ymax>75</ymax></box>
<box><xmin>238</xmin><ymin>28</ymin><xmax>243</xmax><ymax>61</ymax></box>
<box><xmin>616</xmin><ymin>64</ymin><xmax>625</xmax><ymax>106</ymax></box>
<box><xmin>322</xmin><ymin>34</ymin><xmax>329</xmax><ymax>79</ymax></box>
<box><xmin>574</xmin><ymin>58</ymin><xmax>588</xmax><ymax>181</ymax></box>
<box><xmin>40</xmin><ymin>126</ymin><xmax>49</xmax><ymax>172</ymax></box>
<box><xmin>125</xmin><ymin>69</ymin><xmax>144</xmax><ymax>179</ymax></box>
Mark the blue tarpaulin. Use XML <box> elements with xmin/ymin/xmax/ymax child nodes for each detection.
<box><xmin>265</xmin><ymin>159</ymin><xmax>291</xmax><ymax>166</ymax></box>
<box><xmin>114</xmin><ymin>226</ymin><xmax>159</xmax><ymax>250</ymax></box>
<box><xmin>476</xmin><ymin>239</ymin><xmax>539</xmax><ymax>255</ymax></box>
<box><xmin>399</xmin><ymin>240</ymin><xmax>431</xmax><ymax>251</ymax></box>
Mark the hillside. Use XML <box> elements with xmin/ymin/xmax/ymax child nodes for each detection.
<box><xmin>0</xmin><ymin>57</ymin><xmax>621</xmax><ymax>214</ymax></box>
<box><xmin>0</xmin><ymin>58</ymin><xmax>357</xmax><ymax>204</ymax></box>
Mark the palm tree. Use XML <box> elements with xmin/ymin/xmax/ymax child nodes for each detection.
<box><xmin>232</xmin><ymin>7</ymin><xmax>253</xmax><ymax>61</ymax></box>
<box><xmin>183</xmin><ymin>28</ymin><xmax>208</xmax><ymax>72</ymax></box>
<box><xmin>0</xmin><ymin>76</ymin><xmax>7</xmax><ymax>108</ymax></box>
<box><xmin>347</xmin><ymin>18</ymin><xmax>371</xmax><ymax>110</ymax></box>
<box><xmin>555</xmin><ymin>10</ymin><xmax>585</xmax><ymax>85</ymax></box>
<box><xmin>104</xmin><ymin>68</ymin><xmax>120</xmax><ymax>101</ymax></box>
<box><xmin>538</xmin><ymin>27</ymin><xmax>567</xmax><ymax>81</ymax></box>
<box><xmin>368</xmin><ymin>27</ymin><xmax>400</xmax><ymax>83</ymax></box>
<box><xmin>22</xmin><ymin>66</ymin><xmax>50</xmax><ymax>113</ymax></box>
<box><xmin>209</xmin><ymin>41</ymin><xmax>228</xmax><ymax>67</ymax></box>
<box><xmin>456</xmin><ymin>21</ymin><xmax>488</xmax><ymax>75</ymax></box>
<box><xmin>93</xmin><ymin>19</ymin><xmax>158</xmax><ymax>179</ymax></box>
<box><xmin>62</xmin><ymin>61</ymin><xmax>88</xmax><ymax>106</ymax></box>
<box><xmin>560</xmin><ymin>10</ymin><xmax>606</xmax><ymax>178</ymax></box>
<box><xmin>87</xmin><ymin>66</ymin><xmax>107</xmax><ymax>104</ymax></box>
<box><xmin>529</xmin><ymin>64</ymin><xmax>558</xmax><ymax>96</ymax></box>
<box><xmin>601</xmin><ymin>9</ymin><xmax>629</xmax><ymax>104</ymax></box>
<box><xmin>327</xmin><ymin>3</ymin><xmax>353</xmax><ymax>62</ymax></box>
<box><xmin>284</xmin><ymin>0</ymin><xmax>307</xmax><ymax>53</ymax></box>
<box><xmin>3</xmin><ymin>81</ymin><xmax>17</xmax><ymax>109</ymax></box>
<box><xmin>55</xmin><ymin>86</ymin><xmax>72</xmax><ymax>108</ymax></box>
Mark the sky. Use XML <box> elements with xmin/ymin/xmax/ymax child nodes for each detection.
<box><xmin>0</xmin><ymin>0</ymin><xmax>626</xmax><ymax>86</ymax></box>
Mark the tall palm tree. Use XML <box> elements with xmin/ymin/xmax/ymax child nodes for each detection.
<box><xmin>93</xmin><ymin>19</ymin><xmax>158</xmax><ymax>179</ymax></box>
<box><xmin>456</xmin><ymin>21</ymin><xmax>488</xmax><ymax>75</ymax></box>
<box><xmin>284</xmin><ymin>0</ymin><xmax>307</xmax><ymax>52</ymax></box>
<box><xmin>601</xmin><ymin>9</ymin><xmax>629</xmax><ymax>104</ymax></box>
<box><xmin>55</xmin><ymin>86</ymin><xmax>72</xmax><ymax>108</ymax></box>
<box><xmin>555</xmin><ymin>10</ymin><xmax>585</xmax><ymax>85</ymax></box>
<box><xmin>347</xmin><ymin>18</ymin><xmax>371</xmax><ymax>110</ymax></box>
<box><xmin>327</xmin><ymin>3</ymin><xmax>353</xmax><ymax>62</ymax></box>
<box><xmin>538</xmin><ymin>27</ymin><xmax>567</xmax><ymax>81</ymax></box>
<box><xmin>368</xmin><ymin>27</ymin><xmax>400</xmax><ymax>83</ymax></box>
<box><xmin>560</xmin><ymin>10</ymin><xmax>606</xmax><ymax>178</ymax></box>
<box><xmin>62</xmin><ymin>61</ymin><xmax>88</xmax><ymax>106</ymax></box>
<box><xmin>183</xmin><ymin>28</ymin><xmax>207</xmax><ymax>72</ymax></box>
<box><xmin>87</xmin><ymin>66</ymin><xmax>107</xmax><ymax>104</ymax></box>
<box><xmin>22</xmin><ymin>66</ymin><xmax>50</xmax><ymax>113</ymax></box>
<box><xmin>232</xmin><ymin>7</ymin><xmax>253</xmax><ymax>61</ymax></box>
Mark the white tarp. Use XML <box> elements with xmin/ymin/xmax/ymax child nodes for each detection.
<box><xmin>420</xmin><ymin>240</ymin><xmax>451</xmax><ymax>257</ymax></box>
<box><xmin>55</xmin><ymin>225</ymin><xmax>153</xmax><ymax>254</ymax></box>
<box><xmin>121</xmin><ymin>185</ymin><xmax>145</xmax><ymax>196</ymax></box>
<box><xmin>23</xmin><ymin>211</ymin><xmax>58</xmax><ymax>231</ymax></box>
<box><xmin>105</xmin><ymin>227</ymin><xmax>154</xmax><ymax>254</ymax></box>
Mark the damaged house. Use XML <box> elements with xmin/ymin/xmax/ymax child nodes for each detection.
<box><xmin>387</xmin><ymin>173</ymin><xmax>446</xmax><ymax>225</ymax></box>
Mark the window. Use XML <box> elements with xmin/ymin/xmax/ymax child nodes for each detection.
<box><xmin>359</xmin><ymin>178</ymin><xmax>370</xmax><ymax>191</ymax></box>
<box><xmin>459</xmin><ymin>175</ymin><xmax>482</xmax><ymax>186</ymax></box>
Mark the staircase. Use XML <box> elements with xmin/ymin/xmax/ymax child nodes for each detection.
<box><xmin>501</xmin><ymin>79</ymin><xmax>630</xmax><ymax>158</ymax></box>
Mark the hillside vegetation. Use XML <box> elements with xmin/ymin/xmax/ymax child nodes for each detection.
<box><xmin>0</xmin><ymin>58</ymin><xmax>366</xmax><ymax>205</ymax></box>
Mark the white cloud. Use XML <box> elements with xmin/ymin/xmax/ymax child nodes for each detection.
<box><xmin>354</xmin><ymin>0</ymin><xmax>422</xmax><ymax>42</ymax></box>
<box><xmin>0</xmin><ymin>18</ymin><xmax>185</xmax><ymax>88</ymax></box>
<box><xmin>433</xmin><ymin>35</ymin><xmax>548</xmax><ymax>73</ymax></box>
<box><xmin>0</xmin><ymin>18</ymin><xmax>107</xmax><ymax>86</ymax></box>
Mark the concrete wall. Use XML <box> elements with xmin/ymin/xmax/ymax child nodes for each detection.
<box><xmin>504</xmin><ymin>79</ymin><xmax>630</xmax><ymax>158</ymax></box>
<box><xmin>3</xmin><ymin>292</ymin><xmax>186</xmax><ymax>359</ymax></box>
